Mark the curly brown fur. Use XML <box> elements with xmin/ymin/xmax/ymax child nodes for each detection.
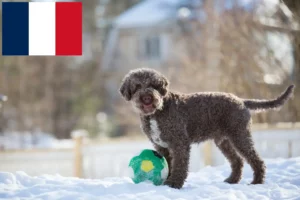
<box><xmin>119</xmin><ymin>68</ymin><xmax>295</xmax><ymax>189</ymax></box>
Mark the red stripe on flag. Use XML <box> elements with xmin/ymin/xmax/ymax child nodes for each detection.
<box><xmin>55</xmin><ymin>2</ymin><xmax>82</xmax><ymax>56</ymax></box>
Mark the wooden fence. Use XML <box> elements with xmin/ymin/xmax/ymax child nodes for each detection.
<box><xmin>0</xmin><ymin>122</ymin><xmax>299</xmax><ymax>179</ymax></box>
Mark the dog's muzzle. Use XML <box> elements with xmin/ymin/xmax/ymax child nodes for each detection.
<box><xmin>138</xmin><ymin>93</ymin><xmax>157</xmax><ymax>114</ymax></box>
<box><xmin>140</xmin><ymin>94</ymin><xmax>153</xmax><ymax>105</ymax></box>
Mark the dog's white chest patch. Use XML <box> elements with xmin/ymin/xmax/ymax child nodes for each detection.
<box><xmin>149</xmin><ymin>119</ymin><xmax>168</xmax><ymax>148</ymax></box>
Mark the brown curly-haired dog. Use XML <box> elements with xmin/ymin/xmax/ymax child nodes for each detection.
<box><xmin>119</xmin><ymin>68</ymin><xmax>295</xmax><ymax>189</ymax></box>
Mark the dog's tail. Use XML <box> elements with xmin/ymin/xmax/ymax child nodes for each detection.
<box><xmin>243</xmin><ymin>85</ymin><xmax>295</xmax><ymax>112</ymax></box>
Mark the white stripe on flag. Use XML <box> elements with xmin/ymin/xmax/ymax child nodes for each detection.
<box><xmin>29</xmin><ymin>2</ymin><xmax>55</xmax><ymax>56</ymax></box>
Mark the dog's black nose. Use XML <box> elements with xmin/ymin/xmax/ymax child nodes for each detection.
<box><xmin>141</xmin><ymin>95</ymin><xmax>153</xmax><ymax>105</ymax></box>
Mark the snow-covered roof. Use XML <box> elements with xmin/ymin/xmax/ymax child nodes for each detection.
<box><xmin>255</xmin><ymin>0</ymin><xmax>298</xmax><ymax>34</ymax></box>
<box><xmin>114</xmin><ymin>0</ymin><xmax>182</xmax><ymax>28</ymax></box>
<box><xmin>256</xmin><ymin>0</ymin><xmax>293</xmax><ymax>18</ymax></box>
<box><xmin>114</xmin><ymin>0</ymin><xmax>282</xmax><ymax>29</ymax></box>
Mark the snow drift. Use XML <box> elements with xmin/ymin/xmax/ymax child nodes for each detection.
<box><xmin>0</xmin><ymin>157</ymin><xmax>299</xmax><ymax>200</ymax></box>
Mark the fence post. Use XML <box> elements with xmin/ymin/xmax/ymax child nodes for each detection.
<box><xmin>71</xmin><ymin>130</ymin><xmax>88</xmax><ymax>178</ymax></box>
<box><xmin>288</xmin><ymin>140</ymin><xmax>292</xmax><ymax>158</ymax></box>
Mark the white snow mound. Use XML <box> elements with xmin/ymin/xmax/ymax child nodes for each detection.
<box><xmin>0</xmin><ymin>157</ymin><xmax>300</xmax><ymax>200</ymax></box>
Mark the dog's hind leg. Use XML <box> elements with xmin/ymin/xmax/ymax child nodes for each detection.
<box><xmin>215</xmin><ymin>138</ymin><xmax>244</xmax><ymax>184</ymax></box>
<box><xmin>229</xmin><ymin>130</ymin><xmax>266</xmax><ymax>184</ymax></box>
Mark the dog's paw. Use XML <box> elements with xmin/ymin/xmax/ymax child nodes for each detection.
<box><xmin>224</xmin><ymin>176</ymin><xmax>241</xmax><ymax>184</ymax></box>
<box><xmin>250</xmin><ymin>179</ymin><xmax>265</xmax><ymax>184</ymax></box>
<box><xmin>164</xmin><ymin>179</ymin><xmax>183</xmax><ymax>189</ymax></box>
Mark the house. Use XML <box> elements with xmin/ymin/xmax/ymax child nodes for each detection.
<box><xmin>103</xmin><ymin>0</ymin><xmax>191</xmax><ymax>72</ymax></box>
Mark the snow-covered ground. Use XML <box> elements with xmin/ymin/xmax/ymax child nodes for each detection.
<box><xmin>0</xmin><ymin>157</ymin><xmax>299</xmax><ymax>200</ymax></box>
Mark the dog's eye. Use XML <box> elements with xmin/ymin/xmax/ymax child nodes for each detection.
<box><xmin>132</xmin><ymin>84</ymin><xmax>141</xmax><ymax>94</ymax></box>
<box><xmin>150</xmin><ymin>84</ymin><xmax>158</xmax><ymax>90</ymax></box>
<box><xmin>136</xmin><ymin>84</ymin><xmax>141</xmax><ymax>89</ymax></box>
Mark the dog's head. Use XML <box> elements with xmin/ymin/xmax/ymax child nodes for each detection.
<box><xmin>119</xmin><ymin>68</ymin><xmax>169</xmax><ymax>116</ymax></box>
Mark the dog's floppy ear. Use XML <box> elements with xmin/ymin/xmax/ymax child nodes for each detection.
<box><xmin>119</xmin><ymin>77</ymin><xmax>132</xmax><ymax>101</ymax></box>
<box><xmin>158</xmin><ymin>75</ymin><xmax>169</xmax><ymax>96</ymax></box>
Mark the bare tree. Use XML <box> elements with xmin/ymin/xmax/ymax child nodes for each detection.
<box><xmin>0</xmin><ymin>0</ymin><xmax>142</xmax><ymax>139</ymax></box>
<box><xmin>168</xmin><ymin>0</ymin><xmax>296</xmax><ymax>123</ymax></box>
<box><xmin>281</xmin><ymin>0</ymin><xmax>300</xmax><ymax>120</ymax></box>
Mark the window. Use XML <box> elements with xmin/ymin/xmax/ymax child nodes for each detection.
<box><xmin>138</xmin><ymin>35</ymin><xmax>161</xmax><ymax>60</ymax></box>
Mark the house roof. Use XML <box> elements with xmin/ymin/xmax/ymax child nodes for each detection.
<box><xmin>256</xmin><ymin>0</ymin><xmax>292</xmax><ymax>18</ymax></box>
<box><xmin>114</xmin><ymin>0</ymin><xmax>183</xmax><ymax>28</ymax></box>
<box><xmin>114</xmin><ymin>0</ymin><xmax>278</xmax><ymax>29</ymax></box>
<box><xmin>255</xmin><ymin>0</ymin><xmax>298</xmax><ymax>32</ymax></box>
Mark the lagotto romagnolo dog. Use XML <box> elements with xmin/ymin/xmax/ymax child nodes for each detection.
<box><xmin>119</xmin><ymin>68</ymin><xmax>295</xmax><ymax>189</ymax></box>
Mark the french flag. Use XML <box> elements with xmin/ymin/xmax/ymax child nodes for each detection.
<box><xmin>2</xmin><ymin>2</ymin><xmax>82</xmax><ymax>56</ymax></box>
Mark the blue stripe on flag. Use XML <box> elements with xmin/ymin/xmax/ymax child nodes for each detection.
<box><xmin>2</xmin><ymin>2</ymin><xmax>29</xmax><ymax>56</ymax></box>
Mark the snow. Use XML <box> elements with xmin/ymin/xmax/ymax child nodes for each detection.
<box><xmin>1</xmin><ymin>157</ymin><xmax>300</xmax><ymax>200</ymax></box>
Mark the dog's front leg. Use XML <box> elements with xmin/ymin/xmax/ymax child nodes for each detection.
<box><xmin>153</xmin><ymin>144</ymin><xmax>172</xmax><ymax>178</ymax></box>
<box><xmin>164</xmin><ymin>143</ymin><xmax>190</xmax><ymax>189</ymax></box>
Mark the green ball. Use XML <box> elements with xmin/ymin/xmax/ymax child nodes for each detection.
<box><xmin>128</xmin><ymin>149</ymin><xmax>169</xmax><ymax>186</ymax></box>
